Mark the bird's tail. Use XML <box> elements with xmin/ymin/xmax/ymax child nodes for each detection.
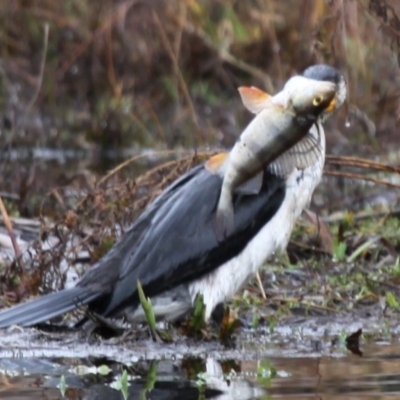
<box><xmin>0</xmin><ymin>287</ymin><xmax>100</xmax><ymax>328</ymax></box>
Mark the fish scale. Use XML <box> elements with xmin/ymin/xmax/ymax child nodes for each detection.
<box><xmin>214</xmin><ymin>75</ymin><xmax>338</xmax><ymax>241</ymax></box>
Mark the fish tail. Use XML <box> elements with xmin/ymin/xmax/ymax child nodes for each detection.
<box><xmin>215</xmin><ymin>190</ymin><xmax>235</xmax><ymax>241</ymax></box>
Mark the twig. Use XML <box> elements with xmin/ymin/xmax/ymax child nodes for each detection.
<box><xmin>24</xmin><ymin>23</ymin><xmax>49</xmax><ymax>116</ymax></box>
<box><xmin>271</xmin><ymin>296</ymin><xmax>339</xmax><ymax>313</ymax></box>
<box><xmin>105</xmin><ymin>13</ymin><xmax>119</xmax><ymax>97</ymax></box>
<box><xmin>356</xmin><ymin>0</ymin><xmax>400</xmax><ymax>39</ymax></box>
<box><xmin>58</xmin><ymin>1</ymin><xmax>137</xmax><ymax>79</ymax></box>
<box><xmin>97</xmin><ymin>149</ymin><xmax>203</xmax><ymax>186</ymax></box>
<box><xmin>256</xmin><ymin>272</ymin><xmax>267</xmax><ymax>300</ymax></box>
<box><xmin>324</xmin><ymin>169</ymin><xmax>400</xmax><ymax>189</ymax></box>
<box><xmin>219</xmin><ymin>51</ymin><xmax>274</xmax><ymax>93</ymax></box>
<box><xmin>326</xmin><ymin>154</ymin><xmax>400</xmax><ymax>174</ymax></box>
<box><xmin>152</xmin><ymin>11</ymin><xmax>200</xmax><ymax>135</ymax></box>
<box><xmin>289</xmin><ymin>239</ymin><xmax>329</xmax><ymax>254</ymax></box>
<box><xmin>179</xmin><ymin>20</ymin><xmax>274</xmax><ymax>92</ymax></box>
<box><xmin>366</xmin><ymin>277</ymin><xmax>400</xmax><ymax>292</ymax></box>
<box><xmin>322</xmin><ymin>206</ymin><xmax>400</xmax><ymax>223</ymax></box>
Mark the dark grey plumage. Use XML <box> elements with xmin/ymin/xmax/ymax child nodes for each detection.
<box><xmin>0</xmin><ymin>166</ymin><xmax>285</xmax><ymax>328</ymax></box>
<box><xmin>0</xmin><ymin>64</ymin><xmax>345</xmax><ymax>329</ymax></box>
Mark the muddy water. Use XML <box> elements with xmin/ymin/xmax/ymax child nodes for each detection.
<box><xmin>0</xmin><ymin>339</ymin><xmax>399</xmax><ymax>399</ymax></box>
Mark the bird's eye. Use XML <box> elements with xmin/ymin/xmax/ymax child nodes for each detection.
<box><xmin>313</xmin><ymin>96</ymin><xmax>323</xmax><ymax>106</ymax></box>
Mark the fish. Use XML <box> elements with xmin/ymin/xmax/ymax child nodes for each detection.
<box><xmin>206</xmin><ymin>75</ymin><xmax>338</xmax><ymax>240</ymax></box>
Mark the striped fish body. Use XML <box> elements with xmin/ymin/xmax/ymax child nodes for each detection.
<box><xmin>215</xmin><ymin>76</ymin><xmax>337</xmax><ymax>239</ymax></box>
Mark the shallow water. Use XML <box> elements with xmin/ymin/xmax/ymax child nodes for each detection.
<box><xmin>0</xmin><ymin>325</ymin><xmax>400</xmax><ymax>399</ymax></box>
<box><xmin>1</xmin><ymin>343</ymin><xmax>400</xmax><ymax>399</ymax></box>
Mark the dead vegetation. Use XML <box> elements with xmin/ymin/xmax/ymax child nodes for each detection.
<box><xmin>1</xmin><ymin>0</ymin><xmax>400</xmax><ymax>326</ymax></box>
<box><xmin>2</xmin><ymin>0</ymin><xmax>400</xmax><ymax>210</ymax></box>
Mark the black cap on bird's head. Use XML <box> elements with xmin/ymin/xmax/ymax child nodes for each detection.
<box><xmin>302</xmin><ymin>65</ymin><xmax>342</xmax><ymax>84</ymax></box>
<box><xmin>302</xmin><ymin>64</ymin><xmax>347</xmax><ymax>118</ymax></box>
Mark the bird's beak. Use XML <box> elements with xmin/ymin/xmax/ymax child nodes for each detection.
<box><xmin>324</xmin><ymin>97</ymin><xmax>337</xmax><ymax>113</ymax></box>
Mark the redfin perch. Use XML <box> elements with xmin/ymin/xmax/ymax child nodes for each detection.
<box><xmin>210</xmin><ymin>75</ymin><xmax>337</xmax><ymax>240</ymax></box>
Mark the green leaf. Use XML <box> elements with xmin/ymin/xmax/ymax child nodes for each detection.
<box><xmin>97</xmin><ymin>365</ymin><xmax>112</xmax><ymax>375</ymax></box>
<box><xmin>120</xmin><ymin>370</ymin><xmax>129</xmax><ymax>400</ymax></box>
<box><xmin>58</xmin><ymin>375</ymin><xmax>67</xmax><ymax>397</ymax></box>
<box><xmin>347</xmin><ymin>238</ymin><xmax>376</xmax><ymax>263</ymax></box>
<box><xmin>190</xmin><ymin>294</ymin><xmax>206</xmax><ymax>333</ymax></box>
<box><xmin>386</xmin><ymin>291</ymin><xmax>399</xmax><ymax>310</ymax></box>
<box><xmin>113</xmin><ymin>370</ymin><xmax>129</xmax><ymax>400</ymax></box>
<box><xmin>224</xmin><ymin>7</ymin><xmax>248</xmax><ymax>41</ymax></box>
<box><xmin>332</xmin><ymin>238</ymin><xmax>347</xmax><ymax>261</ymax></box>
<box><xmin>137</xmin><ymin>279</ymin><xmax>157</xmax><ymax>331</ymax></box>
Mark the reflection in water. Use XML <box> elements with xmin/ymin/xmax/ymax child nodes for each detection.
<box><xmin>1</xmin><ymin>343</ymin><xmax>400</xmax><ymax>399</ymax></box>
<box><xmin>0</xmin><ymin>357</ymin><xmax>265</xmax><ymax>400</ymax></box>
<box><xmin>64</xmin><ymin>381</ymin><xmax>222</xmax><ymax>400</ymax></box>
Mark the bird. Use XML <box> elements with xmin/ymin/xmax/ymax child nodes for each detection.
<box><xmin>0</xmin><ymin>64</ymin><xmax>346</xmax><ymax>329</ymax></box>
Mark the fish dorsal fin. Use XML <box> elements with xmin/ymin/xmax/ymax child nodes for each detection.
<box><xmin>269</xmin><ymin>124</ymin><xmax>324</xmax><ymax>177</ymax></box>
<box><xmin>205</xmin><ymin>152</ymin><xmax>229</xmax><ymax>175</ymax></box>
<box><xmin>238</xmin><ymin>86</ymin><xmax>272</xmax><ymax>114</ymax></box>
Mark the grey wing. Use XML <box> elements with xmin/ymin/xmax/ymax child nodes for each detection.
<box><xmin>269</xmin><ymin>123</ymin><xmax>324</xmax><ymax>176</ymax></box>
<box><xmin>97</xmin><ymin>166</ymin><xmax>286</xmax><ymax>317</ymax></box>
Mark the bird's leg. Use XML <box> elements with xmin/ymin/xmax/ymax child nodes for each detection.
<box><xmin>79</xmin><ymin>312</ymin><xmax>125</xmax><ymax>340</ymax></box>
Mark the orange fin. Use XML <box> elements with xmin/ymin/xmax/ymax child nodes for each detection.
<box><xmin>238</xmin><ymin>86</ymin><xmax>271</xmax><ymax>114</ymax></box>
<box><xmin>205</xmin><ymin>152</ymin><xmax>229</xmax><ymax>174</ymax></box>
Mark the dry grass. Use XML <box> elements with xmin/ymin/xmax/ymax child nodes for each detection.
<box><xmin>1</xmin><ymin>0</ymin><xmax>400</xmax><ymax>301</ymax></box>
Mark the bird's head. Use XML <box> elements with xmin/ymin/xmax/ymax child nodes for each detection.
<box><xmin>301</xmin><ymin>64</ymin><xmax>347</xmax><ymax>121</ymax></box>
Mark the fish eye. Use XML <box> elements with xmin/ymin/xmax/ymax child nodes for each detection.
<box><xmin>313</xmin><ymin>96</ymin><xmax>323</xmax><ymax>106</ymax></box>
